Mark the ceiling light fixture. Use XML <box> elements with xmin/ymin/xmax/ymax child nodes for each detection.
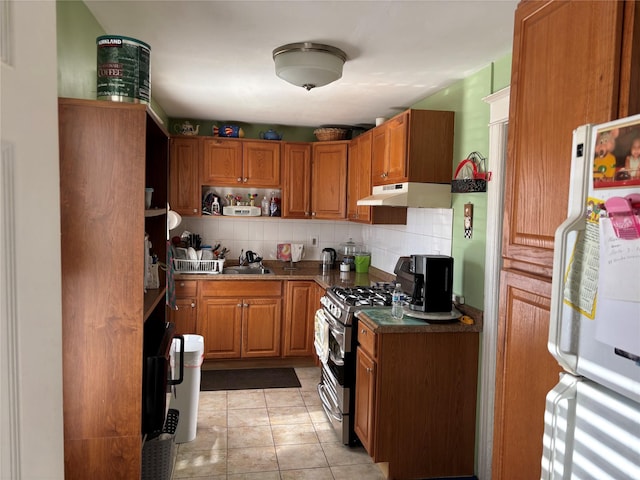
<box><xmin>272</xmin><ymin>42</ymin><xmax>347</xmax><ymax>91</ymax></box>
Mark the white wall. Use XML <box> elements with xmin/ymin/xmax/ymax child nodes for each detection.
<box><xmin>1</xmin><ymin>1</ymin><xmax>65</xmax><ymax>478</ymax></box>
<box><xmin>176</xmin><ymin>207</ymin><xmax>452</xmax><ymax>273</ymax></box>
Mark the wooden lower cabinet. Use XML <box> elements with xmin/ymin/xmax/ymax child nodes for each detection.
<box><xmin>198</xmin><ymin>280</ymin><xmax>283</xmax><ymax>359</ymax></box>
<box><xmin>242</xmin><ymin>298</ymin><xmax>282</xmax><ymax>357</ymax></box>
<box><xmin>492</xmin><ymin>269</ymin><xmax>561</xmax><ymax>479</ymax></box>
<box><xmin>354</xmin><ymin>319</ymin><xmax>479</xmax><ymax>480</ymax></box>
<box><xmin>354</xmin><ymin>346</ymin><xmax>376</xmax><ymax>455</ymax></box>
<box><xmin>201</xmin><ymin>298</ymin><xmax>243</xmax><ymax>358</ymax></box>
<box><xmin>169</xmin><ymin>280</ymin><xmax>198</xmax><ymax>335</ymax></box>
<box><xmin>283</xmin><ymin>280</ymin><xmax>318</xmax><ymax>357</ymax></box>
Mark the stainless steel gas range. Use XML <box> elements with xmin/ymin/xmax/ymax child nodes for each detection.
<box><xmin>314</xmin><ymin>284</ymin><xmax>394</xmax><ymax>444</ymax></box>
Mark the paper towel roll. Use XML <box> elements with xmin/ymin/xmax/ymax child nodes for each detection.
<box><xmin>291</xmin><ymin>243</ymin><xmax>304</xmax><ymax>262</ymax></box>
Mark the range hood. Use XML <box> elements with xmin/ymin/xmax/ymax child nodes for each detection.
<box><xmin>357</xmin><ymin>182</ymin><xmax>451</xmax><ymax>208</ymax></box>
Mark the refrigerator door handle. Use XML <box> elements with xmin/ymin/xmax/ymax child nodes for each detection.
<box><xmin>549</xmin><ymin>125</ymin><xmax>593</xmax><ymax>372</ymax></box>
<box><xmin>541</xmin><ymin>374</ymin><xmax>578</xmax><ymax>480</ymax></box>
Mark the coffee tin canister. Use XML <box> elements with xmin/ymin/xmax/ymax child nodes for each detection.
<box><xmin>96</xmin><ymin>35</ymin><xmax>151</xmax><ymax>104</ymax></box>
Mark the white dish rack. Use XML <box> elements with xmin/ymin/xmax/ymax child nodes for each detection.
<box><xmin>173</xmin><ymin>258</ymin><xmax>225</xmax><ymax>274</ymax></box>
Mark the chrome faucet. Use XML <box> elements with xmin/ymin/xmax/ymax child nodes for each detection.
<box><xmin>238</xmin><ymin>249</ymin><xmax>247</xmax><ymax>266</ymax></box>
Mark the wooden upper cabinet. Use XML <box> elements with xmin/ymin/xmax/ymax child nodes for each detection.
<box><xmin>503</xmin><ymin>0</ymin><xmax>640</xmax><ymax>276</ymax></box>
<box><xmin>348</xmin><ymin>132</ymin><xmax>406</xmax><ymax>225</ymax></box>
<box><xmin>311</xmin><ymin>141</ymin><xmax>349</xmax><ymax>219</ymax></box>
<box><xmin>201</xmin><ymin>138</ymin><xmax>280</xmax><ymax>187</ymax></box>
<box><xmin>282</xmin><ymin>142</ymin><xmax>312</xmax><ymax>218</ymax></box>
<box><xmin>372</xmin><ymin>109</ymin><xmax>454</xmax><ymax>186</ymax></box>
<box><xmin>242</xmin><ymin>140</ymin><xmax>281</xmax><ymax>187</ymax></box>
<box><xmin>202</xmin><ymin>137</ymin><xmax>243</xmax><ymax>185</ymax></box>
<box><xmin>347</xmin><ymin>131</ymin><xmax>372</xmax><ymax>223</ymax></box>
<box><xmin>170</xmin><ymin>136</ymin><xmax>201</xmax><ymax>216</ymax></box>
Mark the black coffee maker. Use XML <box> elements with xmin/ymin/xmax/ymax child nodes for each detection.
<box><xmin>394</xmin><ymin>255</ymin><xmax>453</xmax><ymax>313</ymax></box>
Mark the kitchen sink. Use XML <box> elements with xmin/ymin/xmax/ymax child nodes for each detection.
<box><xmin>222</xmin><ymin>266</ymin><xmax>273</xmax><ymax>275</ymax></box>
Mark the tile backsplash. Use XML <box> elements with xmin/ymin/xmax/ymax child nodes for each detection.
<box><xmin>176</xmin><ymin>208</ymin><xmax>452</xmax><ymax>274</ymax></box>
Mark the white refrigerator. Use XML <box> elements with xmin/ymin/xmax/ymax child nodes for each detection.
<box><xmin>542</xmin><ymin>115</ymin><xmax>640</xmax><ymax>479</ymax></box>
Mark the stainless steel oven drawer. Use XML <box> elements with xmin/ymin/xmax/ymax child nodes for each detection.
<box><xmin>317</xmin><ymin>382</ymin><xmax>350</xmax><ymax>445</ymax></box>
<box><xmin>321</xmin><ymin>363</ymin><xmax>349</xmax><ymax>413</ymax></box>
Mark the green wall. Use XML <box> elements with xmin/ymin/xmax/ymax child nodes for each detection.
<box><xmin>56</xmin><ymin>0</ymin><xmax>168</xmax><ymax>124</ymax></box>
<box><xmin>169</xmin><ymin>118</ymin><xmax>318</xmax><ymax>142</ymax></box>
<box><xmin>412</xmin><ymin>58</ymin><xmax>511</xmax><ymax>308</ymax></box>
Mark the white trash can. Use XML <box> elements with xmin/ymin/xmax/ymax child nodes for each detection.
<box><xmin>169</xmin><ymin>334</ymin><xmax>204</xmax><ymax>443</ymax></box>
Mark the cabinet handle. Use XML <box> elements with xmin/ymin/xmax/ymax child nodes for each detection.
<box><xmin>366</xmin><ymin>367</ymin><xmax>372</xmax><ymax>373</ymax></box>
<box><xmin>237</xmin><ymin>303</ymin><xmax>243</xmax><ymax>307</ymax></box>
<box><xmin>190</xmin><ymin>302</ymin><xmax>196</xmax><ymax>308</ymax></box>
<box><xmin>179</xmin><ymin>282</ymin><xmax>185</xmax><ymax>287</ymax></box>
<box><xmin>243</xmin><ymin>303</ymin><xmax>249</xmax><ymax>308</ymax></box>
<box><xmin>243</xmin><ymin>177</ymin><xmax>248</xmax><ymax>183</ymax></box>
<box><xmin>312</xmin><ymin>212</ymin><xmax>316</xmax><ymax>216</ymax></box>
<box><xmin>237</xmin><ymin>177</ymin><xmax>242</xmax><ymax>183</ymax></box>
<box><xmin>193</xmin><ymin>208</ymin><xmax>198</xmax><ymax>213</ymax></box>
<box><xmin>361</xmin><ymin>329</ymin><xmax>367</xmax><ymax>335</ymax></box>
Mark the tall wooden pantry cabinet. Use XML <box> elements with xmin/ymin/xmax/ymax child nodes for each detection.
<box><xmin>58</xmin><ymin>98</ymin><xmax>169</xmax><ymax>479</ymax></box>
<box><xmin>493</xmin><ymin>1</ymin><xmax>640</xmax><ymax>478</ymax></box>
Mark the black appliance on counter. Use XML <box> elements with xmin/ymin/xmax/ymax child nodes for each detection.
<box><xmin>315</xmin><ymin>284</ymin><xmax>395</xmax><ymax>445</ymax></box>
<box><xmin>394</xmin><ymin>255</ymin><xmax>453</xmax><ymax>313</ymax></box>
<box><xmin>142</xmin><ymin>321</ymin><xmax>184</xmax><ymax>438</ymax></box>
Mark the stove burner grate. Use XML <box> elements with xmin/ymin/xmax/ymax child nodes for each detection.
<box><xmin>330</xmin><ymin>286</ymin><xmax>394</xmax><ymax>307</ymax></box>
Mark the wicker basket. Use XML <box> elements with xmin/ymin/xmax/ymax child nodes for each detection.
<box><xmin>314</xmin><ymin>127</ymin><xmax>348</xmax><ymax>141</ymax></box>
<box><xmin>142</xmin><ymin>409</ymin><xmax>179</xmax><ymax>480</ymax></box>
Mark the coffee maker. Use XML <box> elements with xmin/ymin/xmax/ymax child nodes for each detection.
<box><xmin>394</xmin><ymin>255</ymin><xmax>453</xmax><ymax>313</ymax></box>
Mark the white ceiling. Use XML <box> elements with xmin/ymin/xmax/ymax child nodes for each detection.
<box><xmin>85</xmin><ymin>0</ymin><xmax>518</xmax><ymax>128</ymax></box>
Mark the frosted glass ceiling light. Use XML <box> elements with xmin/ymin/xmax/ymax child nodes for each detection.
<box><xmin>273</xmin><ymin>42</ymin><xmax>347</xmax><ymax>91</ymax></box>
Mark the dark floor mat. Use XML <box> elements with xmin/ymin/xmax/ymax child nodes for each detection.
<box><xmin>200</xmin><ymin>368</ymin><xmax>301</xmax><ymax>391</ymax></box>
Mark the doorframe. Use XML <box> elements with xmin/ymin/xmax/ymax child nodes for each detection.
<box><xmin>477</xmin><ymin>86</ymin><xmax>510</xmax><ymax>480</ymax></box>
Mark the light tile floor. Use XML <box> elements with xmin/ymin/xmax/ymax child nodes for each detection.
<box><xmin>172</xmin><ymin>366</ymin><xmax>386</xmax><ymax>480</ymax></box>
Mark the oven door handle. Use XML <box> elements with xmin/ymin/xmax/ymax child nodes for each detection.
<box><xmin>328</xmin><ymin>352</ymin><xmax>344</xmax><ymax>366</ymax></box>
<box><xmin>317</xmin><ymin>383</ymin><xmax>342</xmax><ymax>422</ymax></box>
<box><xmin>321</xmin><ymin>307</ymin><xmax>345</xmax><ymax>333</ymax></box>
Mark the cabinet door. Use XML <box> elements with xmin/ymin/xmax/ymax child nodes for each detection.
<box><xmin>242</xmin><ymin>298</ymin><xmax>282</xmax><ymax>358</ymax></box>
<box><xmin>347</xmin><ymin>138</ymin><xmax>360</xmax><ymax>220</ymax></box>
<box><xmin>170</xmin><ymin>297</ymin><xmax>197</xmax><ymax>335</ymax></box>
<box><xmin>356</xmin><ymin>132</ymin><xmax>373</xmax><ymax>222</ymax></box>
<box><xmin>348</xmin><ymin>133</ymin><xmax>373</xmax><ymax>223</ymax></box>
<box><xmin>371</xmin><ymin>126</ymin><xmax>387</xmax><ymax>185</ymax></box>
<box><xmin>170</xmin><ymin>137</ymin><xmax>201</xmax><ymax>216</ymax></box>
<box><xmin>503</xmin><ymin>0</ymin><xmax>628</xmax><ymax>275</ymax></box>
<box><xmin>384</xmin><ymin>112</ymin><xmax>408</xmax><ymax>184</ymax></box>
<box><xmin>242</xmin><ymin>141</ymin><xmax>281</xmax><ymax>187</ymax></box>
<box><xmin>493</xmin><ymin>270</ymin><xmax>561</xmax><ymax>479</ymax></box>
<box><xmin>311</xmin><ymin>142</ymin><xmax>348</xmax><ymax>219</ymax></box>
<box><xmin>283</xmin><ymin>281</ymin><xmax>315</xmax><ymax>357</ymax></box>
<box><xmin>202</xmin><ymin>138</ymin><xmax>243</xmax><ymax>185</ymax></box>
<box><xmin>200</xmin><ymin>298</ymin><xmax>242</xmax><ymax>359</ymax></box>
<box><xmin>354</xmin><ymin>346</ymin><xmax>376</xmax><ymax>456</ymax></box>
<box><xmin>282</xmin><ymin>142</ymin><xmax>312</xmax><ymax>218</ymax></box>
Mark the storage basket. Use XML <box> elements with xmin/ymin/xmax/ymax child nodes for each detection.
<box><xmin>141</xmin><ymin>409</ymin><xmax>179</xmax><ymax>480</ymax></box>
<box><xmin>314</xmin><ymin>127</ymin><xmax>349</xmax><ymax>141</ymax></box>
<box><xmin>173</xmin><ymin>258</ymin><xmax>225</xmax><ymax>274</ymax></box>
